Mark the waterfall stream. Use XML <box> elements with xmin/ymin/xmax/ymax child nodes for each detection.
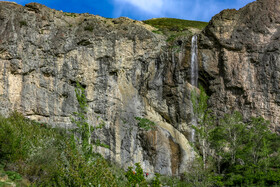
<box><xmin>190</xmin><ymin>35</ymin><xmax>198</xmax><ymax>143</ymax></box>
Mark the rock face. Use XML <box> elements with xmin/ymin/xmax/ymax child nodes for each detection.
<box><xmin>0</xmin><ymin>2</ymin><xmax>196</xmax><ymax>175</ymax></box>
<box><xmin>1</xmin><ymin>0</ymin><xmax>279</xmax><ymax>176</ymax></box>
<box><xmin>199</xmin><ymin>0</ymin><xmax>280</xmax><ymax>130</ymax></box>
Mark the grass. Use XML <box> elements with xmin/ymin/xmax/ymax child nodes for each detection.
<box><xmin>0</xmin><ymin>164</ymin><xmax>30</xmax><ymax>187</ymax></box>
<box><xmin>143</xmin><ymin>18</ymin><xmax>208</xmax><ymax>32</ymax></box>
<box><xmin>64</xmin><ymin>12</ymin><xmax>77</xmax><ymax>17</ymax></box>
<box><xmin>143</xmin><ymin>18</ymin><xmax>208</xmax><ymax>44</ymax></box>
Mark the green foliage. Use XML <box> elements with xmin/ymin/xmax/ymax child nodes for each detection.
<box><xmin>43</xmin><ymin>141</ymin><xmax>119</xmax><ymax>187</ymax></box>
<box><xmin>191</xmin><ymin>85</ymin><xmax>215</xmax><ymax>170</ymax></box>
<box><xmin>0</xmin><ymin>112</ymin><xmax>66</xmax><ymax>184</ymax></box>
<box><xmin>5</xmin><ymin>171</ymin><xmax>22</xmax><ymax>181</ymax></box>
<box><xmin>152</xmin><ymin>30</ymin><xmax>163</xmax><ymax>34</ymax></box>
<box><xmin>135</xmin><ymin>117</ymin><xmax>156</xmax><ymax>131</ymax></box>
<box><xmin>0</xmin><ymin>112</ymin><xmax>128</xmax><ymax>186</ymax></box>
<box><xmin>19</xmin><ymin>21</ymin><xmax>27</xmax><ymax>27</ymax></box>
<box><xmin>94</xmin><ymin>139</ymin><xmax>110</xmax><ymax>149</ymax></box>
<box><xmin>143</xmin><ymin>18</ymin><xmax>208</xmax><ymax>31</ymax></box>
<box><xmin>71</xmin><ymin>81</ymin><xmax>108</xmax><ymax>159</ymax></box>
<box><xmin>84</xmin><ymin>25</ymin><xmax>94</xmax><ymax>32</ymax></box>
<box><xmin>0</xmin><ymin>112</ymin><xmax>61</xmax><ymax>163</ymax></box>
<box><xmin>71</xmin><ymin>81</ymin><xmax>93</xmax><ymax>160</ymax></box>
<box><xmin>144</xmin><ymin>18</ymin><xmax>207</xmax><ymax>45</ymax></box>
<box><xmin>125</xmin><ymin>163</ymin><xmax>147</xmax><ymax>186</ymax></box>
<box><xmin>188</xmin><ymin>86</ymin><xmax>280</xmax><ymax>186</ymax></box>
<box><xmin>151</xmin><ymin>173</ymin><xmax>161</xmax><ymax>187</ymax></box>
<box><xmin>64</xmin><ymin>12</ymin><xmax>77</xmax><ymax>17</ymax></box>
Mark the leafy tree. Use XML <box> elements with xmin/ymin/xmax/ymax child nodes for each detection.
<box><xmin>191</xmin><ymin>85</ymin><xmax>215</xmax><ymax>170</ymax></box>
<box><xmin>219</xmin><ymin>112</ymin><xmax>246</xmax><ymax>166</ymax></box>
<box><xmin>189</xmin><ymin>85</ymin><xmax>280</xmax><ymax>186</ymax></box>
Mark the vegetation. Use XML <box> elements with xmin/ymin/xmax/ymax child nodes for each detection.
<box><xmin>0</xmin><ymin>112</ymin><xmax>123</xmax><ymax>186</ymax></box>
<box><xmin>0</xmin><ymin>82</ymin><xmax>162</xmax><ymax>186</ymax></box>
<box><xmin>0</xmin><ymin>112</ymin><xmax>165</xmax><ymax>186</ymax></box>
<box><xmin>0</xmin><ymin>83</ymin><xmax>279</xmax><ymax>186</ymax></box>
<box><xmin>64</xmin><ymin>12</ymin><xmax>77</xmax><ymax>17</ymax></box>
<box><xmin>135</xmin><ymin>117</ymin><xmax>156</xmax><ymax>131</ymax></box>
<box><xmin>84</xmin><ymin>25</ymin><xmax>94</xmax><ymax>32</ymax></box>
<box><xmin>19</xmin><ymin>21</ymin><xmax>27</xmax><ymax>27</ymax></box>
<box><xmin>188</xmin><ymin>85</ymin><xmax>280</xmax><ymax>186</ymax></box>
<box><xmin>125</xmin><ymin>163</ymin><xmax>147</xmax><ymax>186</ymax></box>
<box><xmin>0</xmin><ymin>163</ymin><xmax>28</xmax><ymax>186</ymax></box>
<box><xmin>143</xmin><ymin>18</ymin><xmax>208</xmax><ymax>31</ymax></box>
<box><xmin>144</xmin><ymin>18</ymin><xmax>208</xmax><ymax>51</ymax></box>
<box><xmin>0</xmin><ymin>80</ymin><xmax>279</xmax><ymax>186</ymax></box>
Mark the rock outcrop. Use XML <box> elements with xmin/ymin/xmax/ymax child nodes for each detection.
<box><xmin>199</xmin><ymin>0</ymin><xmax>280</xmax><ymax>131</ymax></box>
<box><xmin>0</xmin><ymin>2</ymin><xmax>196</xmax><ymax>175</ymax></box>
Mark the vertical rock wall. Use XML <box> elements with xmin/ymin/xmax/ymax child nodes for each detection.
<box><xmin>0</xmin><ymin>2</ymin><xmax>196</xmax><ymax>175</ymax></box>
<box><xmin>199</xmin><ymin>0</ymin><xmax>280</xmax><ymax>130</ymax></box>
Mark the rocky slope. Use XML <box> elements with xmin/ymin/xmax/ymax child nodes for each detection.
<box><xmin>0</xmin><ymin>0</ymin><xmax>279</xmax><ymax>176</ymax></box>
<box><xmin>199</xmin><ymin>0</ymin><xmax>280</xmax><ymax>131</ymax></box>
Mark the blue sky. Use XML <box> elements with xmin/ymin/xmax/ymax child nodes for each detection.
<box><xmin>9</xmin><ymin>0</ymin><xmax>255</xmax><ymax>22</ymax></box>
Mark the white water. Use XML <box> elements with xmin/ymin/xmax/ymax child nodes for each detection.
<box><xmin>190</xmin><ymin>35</ymin><xmax>198</xmax><ymax>143</ymax></box>
<box><xmin>190</xmin><ymin>35</ymin><xmax>198</xmax><ymax>88</ymax></box>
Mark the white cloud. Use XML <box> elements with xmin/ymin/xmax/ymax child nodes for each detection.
<box><xmin>112</xmin><ymin>0</ymin><xmax>256</xmax><ymax>21</ymax></box>
<box><xmin>114</xmin><ymin>0</ymin><xmax>164</xmax><ymax>15</ymax></box>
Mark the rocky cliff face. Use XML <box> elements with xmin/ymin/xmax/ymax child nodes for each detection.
<box><xmin>0</xmin><ymin>2</ymin><xmax>196</xmax><ymax>175</ymax></box>
<box><xmin>199</xmin><ymin>0</ymin><xmax>280</xmax><ymax>131</ymax></box>
<box><xmin>0</xmin><ymin>0</ymin><xmax>279</xmax><ymax>176</ymax></box>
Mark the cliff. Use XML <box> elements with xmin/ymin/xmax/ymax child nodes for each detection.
<box><xmin>0</xmin><ymin>0</ymin><xmax>279</xmax><ymax>176</ymax></box>
<box><xmin>199</xmin><ymin>0</ymin><xmax>280</xmax><ymax>131</ymax></box>
<box><xmin>0</xmin><ymin>2</ymin><xmax>196</xmax><ymax>175</ymax></box>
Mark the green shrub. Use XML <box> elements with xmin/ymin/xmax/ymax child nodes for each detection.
<box><xmin>84</xmin><ymin>25</ymin><xmax>94</xmax><ymax>32</ymax></box>
<box><xmin>0</xmin><ymin>112</ymin><xmax>127</xmax><ymax>186</ymax></box>
<box><xmin>19</xmin><ymin>21</ymin><xmax>27</xmax><ymax>27</ymax></box>
<box><xmin>64</xmin><ymin>13</ymin><xmax>77</xmax><ymax>17</ymax></box>
<box><xmin>5</xmin><ymin>171</ymin><xmax>22</xmax><ymax>181</ymax></box>
<box><xmin>135</xmin><ymin>117</ymin><xmax>156</xmax><ymax>131</ymax></box>
<box><xmin>151</xmin><ymin>173</ymin><xmax>161</xmax><ymax>187</ymax></box>
<box><xmin>125</xmin><ymin>163</ymin><xmax>147</xmax><ymax>186</ymax></box>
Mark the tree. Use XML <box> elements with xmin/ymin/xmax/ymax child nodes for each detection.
<box><xmin>189</xmin><ymin>85</ymin><xmax>280</xmax><ymax>186</ymax></box>
<box><xmin>191</xmin><ymin>85</ymin><xmax>215</xmax><ymax>170</ymax></box>
<box><xmin>219</xmin><ymin>112</ymin><xmax>246</xmax><ymax>166</ymax></box>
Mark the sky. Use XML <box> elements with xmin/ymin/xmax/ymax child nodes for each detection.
<box><xmin>8</xmin><ymin>0</ymin><xmax>255</xmax><ymax>22</ymax></box>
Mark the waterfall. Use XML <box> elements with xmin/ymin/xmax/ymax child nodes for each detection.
<box><xmin>190</xmin><ymin>35</ymin><xmax>198</xmax><ymax>143</ymax></box>
<box><xmin>190</xmin><ymin>35</ymin><xmax>198</xmax><ymax>88</ymax></box>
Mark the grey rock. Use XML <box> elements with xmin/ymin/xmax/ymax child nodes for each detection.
<box><xmin>0</xmin><ymin>1</ymin><xmax>195</xmax><ymax>175</ymax></box>
<box><xmin>199</xmin><ymin>0</ymin><xmax>280</xmax><ymax>129</ymax></box>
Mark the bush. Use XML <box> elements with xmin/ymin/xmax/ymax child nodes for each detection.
<box><xmin>125</xmin><ymin>163</ymin><xmax>147</xmax><ymax>186</ymax></box>
<box><xmin>151</xmin><ymin>173</ymin><xmax>161</xmax><ymax>187</ymax></box>
<box><xmin>135</xmin><ymin>117</ymin><xmax>156</xmax><ymax>131</ymax></box>
<box><xmin>0</xmin><ymin>112</ymin><xmax>128</xmax><ymax>186</ymax></box>
<box><xmin>84</xmin><ymin>25</ymin><xmax>94</xmax><ymax>32</ymax></box>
